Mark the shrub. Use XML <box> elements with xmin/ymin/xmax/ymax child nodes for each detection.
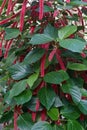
<box><xmin>0</xmin><ymin>0</ymin><xmax>87</xmax><ymax>129</ymax></box>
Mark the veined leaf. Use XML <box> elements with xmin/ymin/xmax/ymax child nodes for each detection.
<box><xmin>38</xmin><ymin>87</ymin><xmax>56</xmax><ymax>110</ymax></box>
<box><xmin>58</xmin><ymin>25</ymin><xmax>77</xmax><ymax>40</ymax></box>
<box><xmin>31</xmin><ymin>121</ymin><xmax>53</xmax><ymax>130</ymax></box>
<box><xmin>29</xmin><ymin>34</ymin><xmax>54</xmax><ymax>45</ymax></box>
<box><xmin>5</xmin><ymin>28</ymin><xmax>21</xmax><ymax>40</ymax></box>
<box><xmin>44</xmin><ymin>70</ymin><xmax>69</xmax><ymax>84</ymax></box>
<box><xmin>67</xmin><ymin>63</ymin><xmax>87</xmax><ymax>71</ymax></box>
<box><xmin>59</xmin><ymin>39</ymin><xmax>86</xmax><ymax>53</ymax></box>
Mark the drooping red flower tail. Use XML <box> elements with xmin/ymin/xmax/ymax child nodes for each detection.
<box><xmin>11</xmin><ymin>0</ymin><xmax>18</xmax><ymax>12</ymax></box>
<box><xmin>35</xmin><ymin>99</ymin><xmax>40</xmax><ymax>111</ymax></box>
<box><xmin>0</xmin><ymin>42</ymin><xmax>2</xmax><ymax>57</ymax></box>
<box><xmin>19</xmin><ymin>0</ymin><xmax>27</xmax><ymax>32</ymax></box>
<box><xmin>39</xmin><ymin>0</ymin><xmax>44</xmax><ymax>20</ymax></box>
<box><xmin>66</xmin><ymin>0</ymin><xmax>70</xmax><ymax>3</ymax></box>
<box><xmin>30</xmin><ymin>26</ymin><xmax>36</xmax><ymax>34</ymax></box>
<box><xmin>56</xmin><ymin>49</ymin><xmax>66</xmax><ymax>70</ymax></box>
<box><xmin>0</xmin><ymin>0</ymin><xmax>7</xmax><ymax>15</ymax></box>
<box><xmin>0</xmin><ymin>12</ymin><xmax>20</xmax><ymax>25</ymax></box>
<box><xmin>14</xmin><ymin>107</ymin><xmax>18</xmax><ymax>130</ymax></box>
<box><xmin>41</xmin><ymin>109</ymin><xmax>46</xmax><ymax>121</ymax></box>
<box><xmin>40</xmin><ymin>54</ymin><xmax>46</xmax><ymax>77</ymax></box>
<box><xmin>4</xmin><ymin>39</ymin><xmax>13</xmax><ymax>59</ymax></box>
<box><xmin>32</xmin><ymin>112</ymin><xmax>36</xmax><ymax>122</ymax></box>
<box><xmin>40</xmin><ymin>44</ymin><xmax>49</xmax><ymax>77</ymax></box>
<box><xmin>48</xmin><ymin>48</ymin><xmax>57</xmax><ymax>61</ymax></box>
<box><xmin>6</xmin><ymin>0</ymin><xmax>12</xmax><ymax>15</ymax></box>
<box><xmin>77</xmin><ymin>7</ymin><xmax>84</xmax><ymax>31</ymax></box>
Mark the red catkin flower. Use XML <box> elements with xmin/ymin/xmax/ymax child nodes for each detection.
<box><xmin>0</xmin><ymin>42</ymin><xmax>2</xmax><ymax>57</ymax></box>
<box><xmin>0</xmin><ymin>0</ymin><xmax>7</xmax><ymax>15</ymax></box>
<box><xmin>14</xmin><ymin>108</ymin><xmax>18</xmax><ymax>130</ymax></box>
<box><xmin>39</xmin><ymin>0</ymin><xmax>44</xmax><ymax>20</ymax></box>
<box><xmin>30</xmin><ymin>26</ymin><xmax>36</xmax><ymax>34</ymax></box>
<box><xmin>41</xmin><ymin>109</ymin><xmax>46</xmax><ymax>121</ymax></box>
<box><xmin>56</xmin><ymin>49</ymin><xmax>66</xmax><ymax>70</ymax></box>
<box><xmin>40</xmin><ymin>54</ymin><xmax>46</xmax><ymax>77</ymax></box>
<box><xmin>4</xmin><ymin>39</ymin><xmax>13</xmax><ymax>59</ymax></box>
<box><xmin>19</xmin><ymin>0</ymin><xmax>27</xmax><ymax>32</ymax></box>
<box><xmin>48</xmin><ymin>48</ymin><xmax>57</xmax><ymax>61</ymax></box>
<box><xmin>35</xmin><ymin>99</ymin><xmax>40</xmax><ymax>111</ymax></box>
<box><xmin>32</xmin><ymin>112</ymin><xmax>36</xmax><ymax>122</ymax></box>
<box><xmin>66</xmin><ymin>0</ymin><xmax>70</xmax><ymax>3</ymax></box>
<box><xmin>0</xmin><ymin>12</ymin><xmax>20</xmax><ymax>25</ymax></box>
<box><xmin>6</xmin><ymin>0</ymin><xmax>12</xmax><ymax>15</ymax></box>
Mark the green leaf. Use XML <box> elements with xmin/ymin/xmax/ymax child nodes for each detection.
<box><xmin>67</xmin><ymin>120</ymin><xmax>84</xmax><ymax>130</ymax></box>
<box><xmin>0</xmin><ymin>111</ymin><xmax>13</xmax><ymax>123</ymax></box>
<box><xmin>59</xmin><ymin>39</ymin><xmax>86</xmax><ymax>53</ymax></box>
<box><xmin>44</xmin><ymin>24</ymin><xmax>58</xmax><ymax>39</ymax></box>
<box><xmin>8</xmin><ymin>63</ymin><xmax>33</xmax><ymax>80</ymax></box>
<box><xmin>67</xmin><ymin>63</ymin><xmax>87</xmax><ymax>71</ymax></box>
<box><xmin>29</xmin><ymin>34</ymin><xmax>54</xmax><ymax>45</ymax></box>
<box><xmin>9</xmin><ymin>80</ymin><xmax>27</xmax><ymax>98</ymax></box>
<box><xmin>43</xmin><ymin>5</ymin><xmax>53</xmax><ymax>12</ymax></box>
<box><xmin>17</xmin><ymin>113</ymin><xmax>34</xmax><ymax>130</ymax></box>
<box><xmin>44</xmin><ymin>70</ymin><xmax>69</xmax><ymax>84</ymax></box>
<box><xmin>78</xmin><ymin>100</ymin><xmax>87</xmax><ymax>115</ymax></box>
<box><xmin>24</xmin><ymin>48</ymin><xmax>45</xmax><ymax>64</ymax></box>
<box><xmin>47</xmin><ymin>107</ymin><xmax>59</xmax><ymax>121</ymax></box>
<box><xmin>14</xmin><ymin>89</ymin><xmax>32</xmax><ymax>105</ymax></box>
<box><xmin>58</xmin><ymin>25</ymin><xmax>77</xmax><ymax>40</ymax></box>
<box><xmin>27</xmin><ymin>72</ymin><xmax>39</xmax><ymax>88</ymax></box>
<box><xmin>38</xmin><ymin>87</ymin><xmax>56</xmax><ymax>110</ymax></box>
<box><xmin>53</xmin><ymin>125</ymin><xmax>64</xmax><ymax>130</ymax></box>
<box><xmin>25</xmin><ymin>97</ymin><xmax>43</xmax><ymax>112</ymax></box>
<box><xmin>81</xmin><ymin>88</ymin><xmax>87</xmax><ymax>97</ymax></box>
<box><xmin>70</xmin><ymin>1</ymin><xmax>87</xmax><ymax>6</ymax></box>
<box><xmin>61</xmin><ymin>105</ymin><xmax>80</xmax><ymax>120</ymax></box>
<box><xmin>53</xmin><ymin>96</ymin><xmax>63</xmax><ymax>108</ymax></box>
<box><xmin>31</xmin><ymin>121</ymin><xmax>53</xmax><ymax>130</ymax></box>
<box><xmin>5</xmin><ymin>28</ymin><xmax>21</xmax><ymax>40</ymax></box>
<box><xmin>69</xmin><ymin>86</ymin><xmax>81</xmax><ymax>105</ymax></box>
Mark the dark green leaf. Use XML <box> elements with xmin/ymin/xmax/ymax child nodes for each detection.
<box><xmin>44</xmin><ymin>24</ymin><xmax>58</xmax><ymax>39</ymax></box>
<box><xmin>25</xmin><ymin>97</ymin><xmax>43</xmax><ymax>112</ymax></box>
<box><xmin>53</xmin><ymin>96</ymin><xmax>63</xmax><ymax>107</ymax></box>
<box><xmin>70</xmin><ymin>1</ymin><xmax>87</xmax><ymax>6</ymax></box>
<box><xmin>24</xmin><ymin>48</ymin><xmax>45</xmax><ymax>64</ymax></box>
<box><xmin>59</xmin><ymin>39</ymin><xmax>86</xmax><ymax>53</ymax></box>
<box><xmin>38</xmin><ymin>87</ymin><xmax>56</xmax><ymax>110</ymax></box>
<box><xmin>8</xmin><ymin>63</ymin><xmax>33</xmax><ymax>80</ymax></box>
<box><xmin>67</xmin><ymin>120</ymin><xmax>84</xmax><ymax>130</ymax></box>
<box><xmin>53</xmin><ymin>125</ymin><xmax>64</xmax><ymax>130</ymax></box>
<box><xmin>31</xmin><ymin>121</ymin><xmax>53</xmax><ymax>130</ymax></box>
<box><xmin>67</xmin><ymin>63</ymin><xmax>87</xmax><ymax>71</ymax></box>
<box><xmin>61</xmin><ymin>105</ymin><xmax>80</xmax><ymax>120</ymax></box>
<box><xmin>29</xmin><ymin>34</ymin><xmax>54</xmax><ymax>45</ymax></box>
<box><xmin>58</xmin><ymin>25</ymin><xmax>77</xmax><ymax>40</ymax></box>
<box><xmin>5</xmin><ymin>28</ymin><xmax>21</xmax><ymax>40</ymax></box>
<box><xmin>69</xmin><ymin>86</ymin><xmax>81</xmax><ymax>105</ymax></box>
<box><xmin>9</xmin><ymin>80</ymin><xmax>27</xmax><ymax>98</ymax></box>
<box><xmin>44</xmin><ymin>70</ymin><xmax>69</xmax><ymax>84</ymax></box>
<box><xmin>14</xmin><ymin>89</ymin><xmax>32</xmax><ymax>105</ymax></box>
<box><xmin>47</xmin><ymin>107</ymin><xmax>59</xmax><ymax>121</ymax></box>
<box><xmin>78</xmin><ymin>100</ymin><xmax>87</xmax><ymax>115</ymax></box>
<box><xmin>17</xmin><ymin>113</ymin><xmax>34</xmax><ymax>130</ymax></box>
<box><xmin>0</xmin><ymin>111</ymin><xmax>13</xmax><ymax>123</ymax></box>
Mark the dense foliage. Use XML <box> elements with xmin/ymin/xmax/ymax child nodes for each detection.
<box><xmin>0</xmin><ymin>0</ymin><xmax>87</xmax><ymax>129</ymax></box>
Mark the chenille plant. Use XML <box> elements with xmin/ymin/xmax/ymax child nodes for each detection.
<box><xmin>0</xmin><ymin>0</ymin><xmax>87</xmax><ymax>130</ymax></box>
